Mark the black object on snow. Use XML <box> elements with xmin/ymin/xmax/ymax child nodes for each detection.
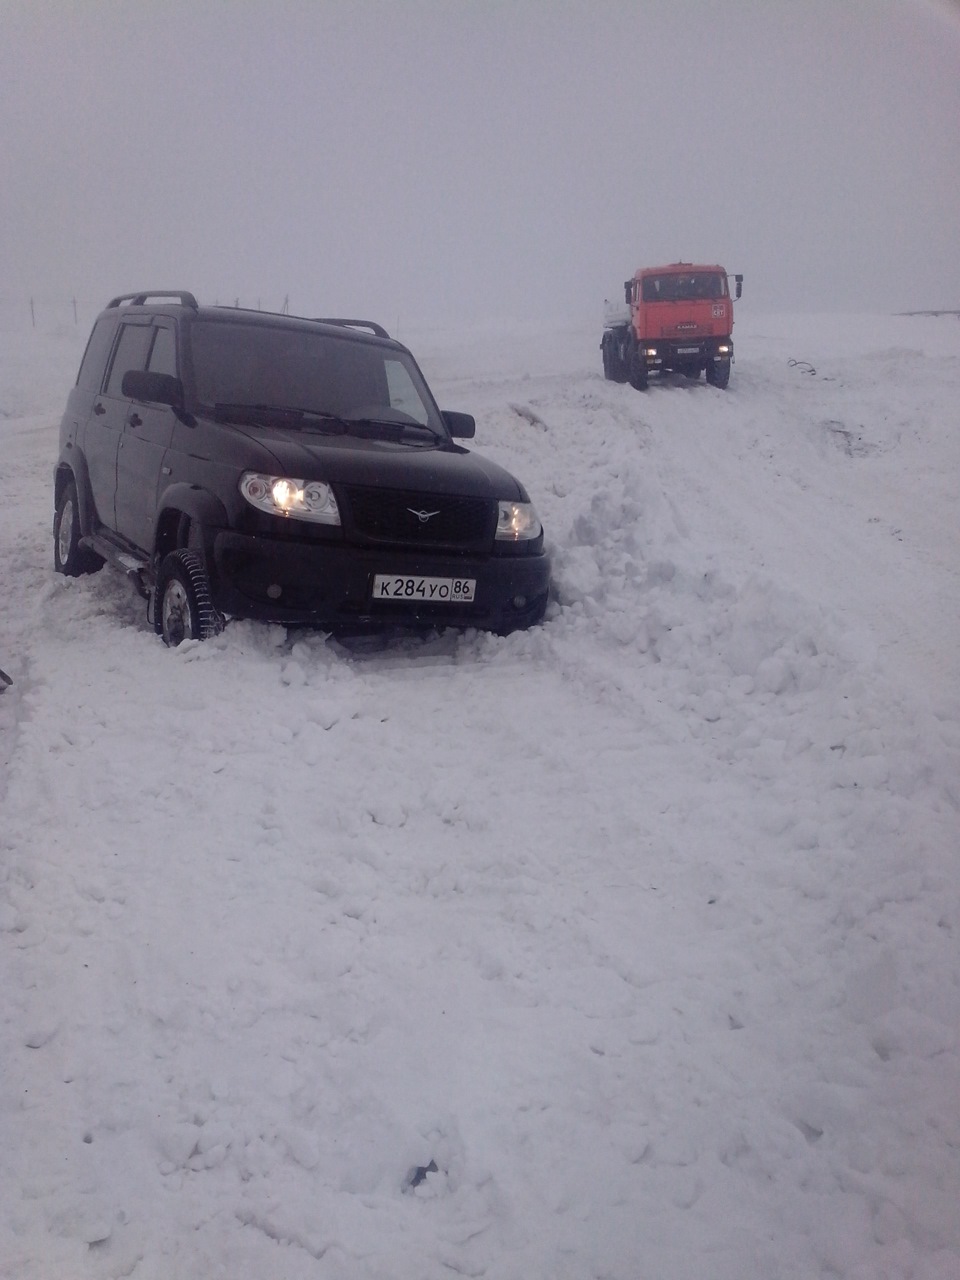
<box><xmin>404</xmin><ymin>1159</ymin><xmax>439</xmax><ymax>1191</ymax></box>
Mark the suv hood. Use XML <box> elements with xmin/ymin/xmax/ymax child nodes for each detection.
<box><xmin>226</xmin><ymin>422</ymin><xmax>527</xmax><ymax>500</ymax></box>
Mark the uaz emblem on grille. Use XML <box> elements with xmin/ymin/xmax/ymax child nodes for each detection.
<box><xmin>408</xmin><ymin>508</ymin><xmax>440</xmax><ymax>523</ymax></box>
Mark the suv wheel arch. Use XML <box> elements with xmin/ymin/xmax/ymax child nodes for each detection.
<box><xmin>55</xmin><ymin>457</ymin><xmax>99</xmax><ymax>540</ymax></box>
<box><xmin>54</xmin><ymin>472</ymin><xmax>104</xmax><ymax>576</ymax></box>
<box><xmin>154</xmin><ymin>485</ymin><xmax>230</xmax><ymax>561</ymax></box>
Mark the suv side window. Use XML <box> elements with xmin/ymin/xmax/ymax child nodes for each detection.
<box><xmin>147</xmin><ymin>324</ymin><xmax>177</xmax><ymax>377</ymax></box>
<box><xmin>105</xmin><ymin>323</ymin><xmax>154</xmax><ymax>397</ymax></box>
<box><xmin>76</xmin><ymin>315</ymin><xmax>119</xmax><ymax>392</ymax></box>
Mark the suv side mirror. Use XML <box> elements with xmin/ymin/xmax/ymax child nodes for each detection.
<box><xmin>441</xmin><ymin>410</ymin><xmax>475</xmax><ymax>439</ymax></box>
<box><xmin>122</xmin><ymin>368</ymin><xmax>183</xmax><ymax>407</ymax></box>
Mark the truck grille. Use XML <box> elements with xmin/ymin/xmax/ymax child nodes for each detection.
<box><xmin>343</xmin><ymin>486</ymin><xmax>493</xmax><ymax>549</ymax></box>
<box><xmin>663</xmin><ymin>323</ymin><xmax>713</xmax><ymax>338</ymax></box>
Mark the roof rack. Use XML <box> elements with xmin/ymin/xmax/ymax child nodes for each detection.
<box><xmin>107</xmin><ymin>291</ymin><xmax>199</xmax><ymax>309</ymax></box>
<box><xmin>313</xmin><ymin>317</ymin><xmax>390</xmax><ymax>339</ymax></box>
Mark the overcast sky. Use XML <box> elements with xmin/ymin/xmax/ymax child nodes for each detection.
<box><xmin>3</xmin><ymin>0</ymin><xmax>959</xmax><ymax>325</ymax></box>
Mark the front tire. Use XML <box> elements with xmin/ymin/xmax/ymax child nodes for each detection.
<box><xmin>706</xmin><ymin>358</ymin><xmax>731</xmax><ymax>389</ymax></box>
<box><xmin>155</xmin><ymin>549</ymin><xmax>223</xmax><ymax>646</ymax></box>
<box><xmin>54</xmin><ymin>477</ymin><xmax>103</xmax><ymax>576</ymax></box>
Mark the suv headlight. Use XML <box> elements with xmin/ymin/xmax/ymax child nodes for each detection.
<box><xmin>240</xmin><ymin>472</ymin><xmax>341</xmax><ymax>525</ymax></box>
<box><xmin>496</xmin><ymin>500</ymin><xmax>541</xmax><ymax>541</ymax></box>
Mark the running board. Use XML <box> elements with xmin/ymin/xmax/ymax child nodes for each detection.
<box><xmin>80</xmin><ymin>535</ymin><xmax>152</xmax><ymax>598</ymax></box>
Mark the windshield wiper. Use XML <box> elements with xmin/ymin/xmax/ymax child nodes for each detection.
<box><xmin>211</xmin><ymin>403</ymin><xmax>348</xmax><ymax>432</ymax></box>
<box><xmin>210</xmin><ymin>403</ymin><xmax>440</xmax><ymax>443</ymax></box>
<box><xmin>344</xmin><ymin>416</ymin><xmax>441</xmax><ymax>443</ymax></box>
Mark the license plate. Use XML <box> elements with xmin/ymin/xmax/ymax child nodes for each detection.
<box><xmin>372</xmin><ymin>574</ymin><xmax>476</xmax><ymax>603</ymax></box>
<box><xmin>677</xmin><ymin>346</ymin><xmax>701</xmax><ymax>354</ymax></box>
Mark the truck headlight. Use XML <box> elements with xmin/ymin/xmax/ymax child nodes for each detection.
<box><xmin>240</xmin><ymin>472</ymin><xmax>341</xmax><ymax>524</ymax></box>
<box><xmin>496</xmin><ymin>501</ymin><xmax>541</xmax><ymax>541</ymax></box>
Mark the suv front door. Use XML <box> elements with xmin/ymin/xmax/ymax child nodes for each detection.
<box><xmin>114</xmin><ymin>321</ymin><xmax>179</xmax><ymax>553</ymax></box>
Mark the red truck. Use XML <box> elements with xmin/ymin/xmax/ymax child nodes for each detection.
<box><xmin>601</xmin><ymin>262</ymin><xmax>743</xmax><ymax>390</ymax></box>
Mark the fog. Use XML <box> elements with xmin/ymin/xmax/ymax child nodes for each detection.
<box><xmin>3</xmin><ymin>0</ymin><xmax>960</xmax><ymax>326</ymax></box>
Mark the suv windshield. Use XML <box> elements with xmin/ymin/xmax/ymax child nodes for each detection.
<box><xmin>187</xmin><ymin>320</ymin><xmax>442</xmax><ymax>432</ymax></box>
<box><xmin>641</xmin><ymin>273</ymin><xmax>725</xmax><ymax>302</ymax></box>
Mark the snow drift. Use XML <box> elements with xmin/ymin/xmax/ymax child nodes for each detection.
<box><xmin>1</xmin><ymin>307</ymin><xmax>958</xmax><ymax>1279</ymax></box>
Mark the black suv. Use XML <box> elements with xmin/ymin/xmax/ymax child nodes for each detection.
<box><xmin>54</xmin><ymin>292</ymin><xmax>550</xmax><ymax>644</ymax></box>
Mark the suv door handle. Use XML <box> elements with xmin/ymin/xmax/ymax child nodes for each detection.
<box><xmin>127</xmin><ymin>413</ymin><xmax>142</xmax><ymax>428</ymax></box>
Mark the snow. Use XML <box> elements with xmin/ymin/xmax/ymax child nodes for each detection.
<box><xmin>1</xmin><ymin>305</ymin><xmax>959</xmax><ymax>1279</ymax></box>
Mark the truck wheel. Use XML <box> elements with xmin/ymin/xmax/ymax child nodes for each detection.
<box><xmin>602</xmin><ymin>331</ymin><xmax>629</xmax><ymax>383</ymax></box>
<box><xmin>611</xmin><ymin>337</ymin><xmax>629</xmax><ymax>383</ymax></box>
<box><xmin>601</xmin><ymin>335</ymin><xmax>615</xmax><ymax>381</ymax></box>
<box><xmin>707</xmin><ymin>358</ymin><xmax>731</xmax><ymax>389</ymax></box>
<box><xmin>155</xmin><ymin>549</ymin><xmax>223</xmax><ymax>647</ymax></box>
<box><xmin>628</xmin><ymin>345</ymin><xmax>648</xmax><ymax>391</ymax></box>
<box><xmin>54</xmin><ymin>477</ymin><xmax>104</xmax><ymax>576</ymax></box>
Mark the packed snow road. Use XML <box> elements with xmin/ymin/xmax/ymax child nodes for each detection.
<box><xmin>1</xmin><ymin>311</ymin><xmax>958</xmax><ymax>1279</ymax></box>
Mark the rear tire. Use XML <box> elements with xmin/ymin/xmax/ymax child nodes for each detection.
<box><xmin>601</xmin><ymin>334</ymin><xmax>615</xmax><ymax>381</ymax></box>
<box><xmin>155</xmin><ymin>549</ymin><xmax>223</xmax><ymax>646</ymax></box>
<box><xmin>706</xmin><ymin>358</ymin><xmax>731</xmax><ymax>389</ymax></box>
<box><xmin>602</xmin><ymin>331</ymin><xmax>630</xmax><ymax>383</ymax></box>
<box><xmin>54</xmin><ymin>477</ymin><xmax>104</xmax><ymax>576</ymax></box>
<box><xmin>610</xmin><ymin>335</ymin><xmax>629</xmax><ymax>383</ymax></box>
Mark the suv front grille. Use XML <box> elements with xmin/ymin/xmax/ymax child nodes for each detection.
<box><xmin>343</xmin><ymin>486</ymin><xmax>493</xmax><ymax>549</ymax></box>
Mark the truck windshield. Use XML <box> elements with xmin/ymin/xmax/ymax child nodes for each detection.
<box><xmin>642</xmin><ymin>274</ymin><xmax>725</xmax><ymax>302</ymax></box>
<box><xmin>187</xmin><ymin>320</ymin><xmax>442</xmax><ymax>432</ymax></box>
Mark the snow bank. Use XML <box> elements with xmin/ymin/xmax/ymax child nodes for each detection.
<box><xmin>1</xmin><ymin>311</ymin><xmax>958</xmax><ymax>1279</ymax></box>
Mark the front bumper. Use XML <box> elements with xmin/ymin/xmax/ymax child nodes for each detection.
<box><xmin>641</xmin><ymin>337</ymin><xmax>734</xmax><ymax>368</ymax></box>
<box><xmin>210</xmin><ymin>530</ymin><xmax>551</xmax><ymax>633</ymax></box>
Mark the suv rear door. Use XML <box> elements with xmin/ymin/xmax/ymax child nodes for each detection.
<box><xmin>87</xmin><ymin>317</ymin><xmax>154</xmax><ymax>534</ymax></box>
<box><xmin>114</xmin><ymin>320</ymin><xmax>179</xmax><ymax>553</ymax></box>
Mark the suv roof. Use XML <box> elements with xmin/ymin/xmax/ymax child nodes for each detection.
<box><xmin>103</xmin><ymin>291</ymin><xmax>393</xmax><ymax>343</ymax></box>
